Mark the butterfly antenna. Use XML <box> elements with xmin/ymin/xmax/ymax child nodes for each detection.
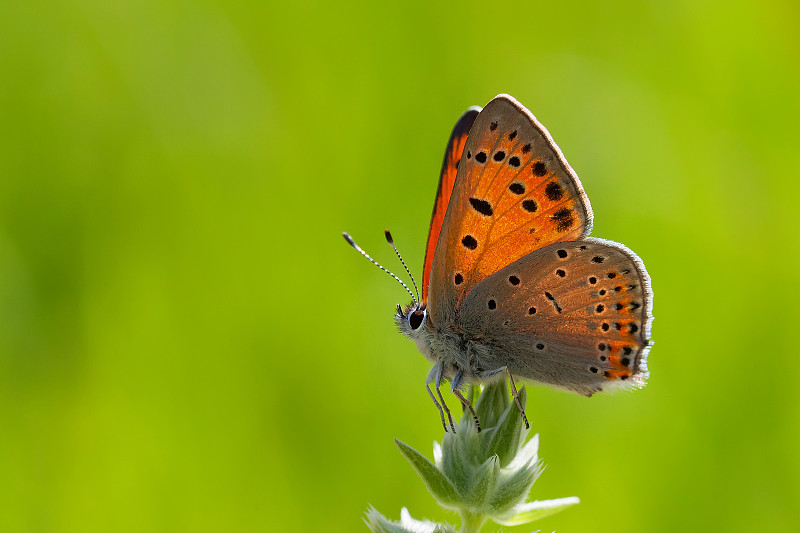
<box><xmin>342</xmin><ymin>232</ymin><xmax>417</xmax><ymax>304</ymax></box>
<box><xmin>384</xmin><ymin>230</ymin><xmax>420</xmax><ymax>303</ymax></box>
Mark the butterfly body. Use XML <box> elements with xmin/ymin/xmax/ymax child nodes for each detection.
<box><xmin>347</xmin><ymin>94</ymin><xmax>652</xmax><ymax>430</ymax></box>
<box><xmin>402</xmin><ymin>94</ymin><xmax>652</xmax><ymax>397</ymax></box>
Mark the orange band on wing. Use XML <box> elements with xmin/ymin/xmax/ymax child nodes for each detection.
<box><xmin>422</xmin><ymin>107</ymin><xmax>480</xmax><ymax>301</ymax></box>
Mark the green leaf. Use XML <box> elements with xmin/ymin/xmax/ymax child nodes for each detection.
<box><xmin>474</xmin><ymin>380</ymin><xmax>508</xmax><ymax>429</ymax></box>
<box><xmin>484</xmin><ymin>387</ymin><xmax>528</xmax><ymax>467</ymax></box>
<box><xmin>486</xmin><ymin>459</ymin><xmax>542</xmax><ymax>514</ymax></box>
<box><xmin>466</xmin><ymin>384</ymin><xmax>478</xmax><ymax>408</ymax></box>
<box><xmin>395</xmin><ymin>439</ymin><xmax>461</xmax><ymax>508</ymax></box>
<box><xmin>364</xmin><ymin>507</ymin><xmax>458</xmax><ymax>533</ymax></box>
<box><xmin>507</xmin><ymin>434</ymin><xmax>539</xmax><ymax>470</ymax></box>
<box><xmin>364</xmin><ymin>508</ymin><xmax>413</xmax><ymax>533</ymax></box>
<box><xmin>440</xmin><ymin>431</ymin><xmax>472</xmax><ymax>491</ymax></box>
<box><xmin>465</xmin><ymin>455</ymin><xmax>499</xmax><ymax>507</ymax></box>
<box><xmin>494</xmin><ymin>497</ymin><xmax>581</xmax><ymax>526</ymax></box>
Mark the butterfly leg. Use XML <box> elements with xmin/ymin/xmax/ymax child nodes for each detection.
<box><xmin>451</xmin><ymin>369</ymin><xmax>481</xmax><ymax>433</ymax></box>
<box><xmin>426</xmin><ymin>363</ymin><xmax>455</xmax><ymax>433</ymax></box>
<box><xmin>506</xmin><ymin>368</ymin><xmax>530</xmax><ymax>429</ymax></box>
<box><xmin>435</xmin><ymin>368</ymin><xmax>457</xmax><ymax>433</ymax></box>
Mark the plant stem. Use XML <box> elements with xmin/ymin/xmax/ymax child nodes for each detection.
<box><xmin>459</xmin><ymin>510</ymin><xmax>486</xmax><ymax>533</ymax></box>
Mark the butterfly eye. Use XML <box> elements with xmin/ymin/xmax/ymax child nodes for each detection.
<box><xmin>408</xmin><ymin>309</ymin><xmax>426</xmax><ymax>330</ymax></box>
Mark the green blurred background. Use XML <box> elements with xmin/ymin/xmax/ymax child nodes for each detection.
<box><xmin>1</xmin><ymin>0</ymin><xmax>798</xmax><ymax>531</ymax></box>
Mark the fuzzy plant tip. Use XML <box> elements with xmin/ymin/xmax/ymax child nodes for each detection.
<box><xmin>366</xmin><ymin>381</ymin><xmax>579</xmax><ymax>533</ymax></box>
<box><xmin>365</xmin><ymin>507</ymin><xmax>457</xmax><ymax>533</ymax></box>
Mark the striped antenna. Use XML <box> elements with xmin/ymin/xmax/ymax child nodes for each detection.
<box><xmin>384</xmin><ymin>230</ymin><xmax>420</xmax><ymax>303</ymax></box>
<box><xmin>343</xmin><ymin>232</ymin><xmax>417</xmax><ymax>304</ymax></box>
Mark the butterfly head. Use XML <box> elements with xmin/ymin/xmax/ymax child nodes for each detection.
<box><xmin>396</xmin><ymin>301</ymin><xmax>428</xmax><ymax>334</ymax></box>
<box><xmin>396</xmin><ymin>301</ymin><xmax>435</xmax><ymax>360</ymax></box>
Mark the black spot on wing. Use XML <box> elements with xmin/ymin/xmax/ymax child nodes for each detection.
<box><xmin>509</xmin><ymin>182</ymin><xmax>525</xmax><ymax>195</ymax></box>
<box><xmin>544</xmin><ymin>291</ymin><xmax>562</xmax><ymax>313</ymax></box>
<box><xmin>544</xmin><ymin>182</ymin><xmax>564</xmax><ymax>201</ymax></box>
<box><xmin>469</xmin><ymin>197</ymin><xmax>494</xmax><ymax>216</ymax></box>
<box><xmin>551</xmin><ymin>208</ymin><xmax>574</xmax><ymax>231</ymax></box>
<box><xmin>461</xmin><ymin>235</ymin><xmax>478</xmax><ymax>250</ymax></box>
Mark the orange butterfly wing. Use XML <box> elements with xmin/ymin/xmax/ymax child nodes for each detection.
<box><xmin>429</xmin><ymin>94</ymin><xmax>594</xmax><ymax>325</ymax></box>
<box><xmin>422</xmin><ymin>106</ymin><xmax>481</xmax><ymax>302</ymax></box>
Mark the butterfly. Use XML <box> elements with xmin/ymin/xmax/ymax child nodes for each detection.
<box><xmin>345</xmin><ymin>94</ymin><xmax>652</xmax><ymax>432</ymax></box>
